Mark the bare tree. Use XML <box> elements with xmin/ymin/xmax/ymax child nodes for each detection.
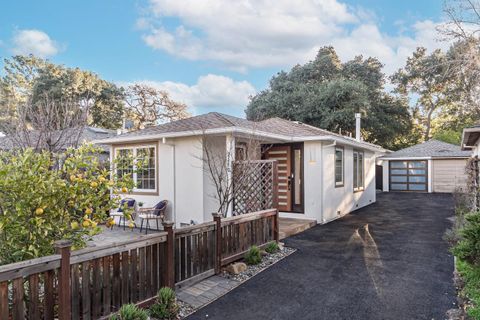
<box><xmin>125</xmin><ymin>84</ymin><xmax>190</xmax><ymax>130</ymax></box>
<box><xmin>440</xmin><ymin>0</ymin><xmax>480</xmax><ymax>40</ymax></box>
<box><xmin>0</xmin><ymin>93</ymin><xmax>90</xmax><ymax>153</ymax></box>
<box><xmin>200</xmin><ymin>130</ymin><xmax>272</xmax><ymax>217</ymax></box>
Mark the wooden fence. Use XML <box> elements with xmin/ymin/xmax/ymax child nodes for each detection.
<box><xmin>0</xmin><ymin>209</ymin><xmax>278</xmax><ymax>320</ymax></box>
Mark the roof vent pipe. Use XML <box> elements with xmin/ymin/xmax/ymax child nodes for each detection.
<box><xmin>355</xmin><ymin>113</ymin><xmax>361</xmax><ymax>141</ymax></box>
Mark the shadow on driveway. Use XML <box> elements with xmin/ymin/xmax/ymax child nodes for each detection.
<box><xmin>187</xmin><ymin>192</ymin><xmax>456</xmax><ymax>320</ymax></box>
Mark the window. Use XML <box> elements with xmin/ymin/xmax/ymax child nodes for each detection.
<box><xmin>353</xmin><ymin>150</ymin><xmax>364</xmax><ymax>192</ymax></box>
<box><xmin>335</xmin><ymin>147</ymin><xmax>344</xmax><ymax>187</ymax></box>
<box><xmin>115</xmin><ymin>145</ymin><xmax>157</xmax><ymax>192</ymax></box>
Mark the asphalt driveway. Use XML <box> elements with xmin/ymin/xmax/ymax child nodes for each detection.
<box><xmin>187</xmin><ymin>192</ymin><xmax>456</xmax><ymax>320</ymax></box>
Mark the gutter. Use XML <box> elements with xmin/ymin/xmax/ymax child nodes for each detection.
<box><xmin>380</xmin><ymin>156</ymin><xmax>471</xmax><ymax>161</ymax></box>
<box><xmin>93</xmin><ymin>127</ymin><xmax>386</xmax><ymax>153</ymax></box>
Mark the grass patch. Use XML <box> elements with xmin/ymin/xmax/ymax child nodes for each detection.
<box><xmin>244</xmin><ymin>245</ymin><xmax>262</xmax><ymax>265</ymax></box>
<box><xmin>457</xmin><ymin>258</ymin><xmax>480</xmax><ymax>319</ymax></box>
<box><xmin>265</xmin><ymin>241</ymin><xmax>280</xmax><ymax>254</ymax></box>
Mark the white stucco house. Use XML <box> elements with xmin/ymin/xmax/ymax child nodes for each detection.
<box><xmin>97</xmin><ymin>112</ymin><xmax>387</xmax><ymax>227</ymax></box>
<box><xmin>380</xmin><ymin>140</ymin><xmax>471</xmax><ymax>193</ymax></box>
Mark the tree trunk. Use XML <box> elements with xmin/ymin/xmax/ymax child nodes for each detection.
<box><xmin>424</xmin><ymin>103</ymin><xmax>436</xmax><ymax>141</ymax></box>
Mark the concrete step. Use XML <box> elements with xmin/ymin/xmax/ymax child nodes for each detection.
<box><xmin>279</xmin><ymin>218</ymin><xmax>317</xmax><ymax>239</ymax></box>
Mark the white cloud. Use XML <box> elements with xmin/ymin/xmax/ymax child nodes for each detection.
<box><xmin>128</xmin><ymin>74</ymin><xmax>256</xmax><ymax>115</ymax></box>
<box><xmin>11</xmin><ymin>29</ymin><xmax>60</xmax><ymax>58</ymax></box>
<box><xmin>139</xmin><ymin>0</ymin><xmax>450</xmax><ymax>74</ymax></box>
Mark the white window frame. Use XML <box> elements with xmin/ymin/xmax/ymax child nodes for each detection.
<box><xmin>335</xmin><ymin>147</ymin><xmax>344</xmax><ymax>187</ymax></box>
<box><xmin>353</xmin><ymin>150</ymin><xmax>365</xmax><ymax>192</ymax></box>
<box><xmin>115</xmin><ymin>144</ymin><xmax>157</xmax><ymax>193</ymax></box>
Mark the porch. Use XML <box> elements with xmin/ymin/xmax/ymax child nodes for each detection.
<box><xmin>90</xmin><ymin>217</ymin><xmax>317</xmax><ymax>245</ymax></box>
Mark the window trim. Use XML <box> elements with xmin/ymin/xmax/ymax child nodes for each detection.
<box><xmin>353</xmin><ymin>150</ymin><xmax>365</xmax><ymax>192</ymax></box>
<box><xmin>334</xmin><ymin>146</ymin><xmax>344</xmax><ymax>187</ymax></box>
<box><xmin>113</xmin><ymin>142</ymin><xmax>159</xmax><ymax>195</ymax></box>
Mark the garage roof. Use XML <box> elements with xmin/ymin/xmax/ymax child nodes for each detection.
<box><xmin>381</xmin><ymin>139</ymin><xmax>471</xmax><ymax>159</ymax></box>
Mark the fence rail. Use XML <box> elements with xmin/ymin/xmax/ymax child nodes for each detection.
<box><xmin>0</xmin><ymin>209</ymin><xmax>278</xmax><ymax>320</ymax></box>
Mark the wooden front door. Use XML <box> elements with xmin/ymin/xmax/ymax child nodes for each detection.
<box><xmin>265</xmin><ymin>146</ymin><xmax>292</xmax><ymax>211</ymax></box>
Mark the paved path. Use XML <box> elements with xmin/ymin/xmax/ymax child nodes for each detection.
<box><xmin>187</xmin><ymin>193</ymin><xmax>456</xmax><ymax>320</ymax></box>
<box><xmin>177</xmin><ymin>276</ymin><xmax>239</xmax><ymax>309</ymax></box>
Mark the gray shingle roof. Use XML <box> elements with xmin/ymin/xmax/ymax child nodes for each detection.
<box><xmin>112</xmin><ymin>112</ymin><xmax>383</xmax><ymax>150</ymax></box>
<box><xmin>383</xmin><ymin>139</ymin><xmax>471</xmax><ymax>159</ymax></box>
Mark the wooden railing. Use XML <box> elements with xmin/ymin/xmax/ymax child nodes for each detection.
<box><xmin>0</xmin><ymin>209</ymin><xmax>278</xmax><ymax>319</ymax></box>
<box><xmin>216</xmin><ymin>209</ymin><xmax>279</xmax><ymax>267</ymax></box>
<box><xmin>174</xmin><ymin>222</ymin><xmax>216</xmax><ymax>288</ymax></box>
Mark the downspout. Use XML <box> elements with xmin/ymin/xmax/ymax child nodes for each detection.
<box><xmin>162</xmin><ymin>137</ymin><xmax>176</xmax><ymax>224</ymax></box>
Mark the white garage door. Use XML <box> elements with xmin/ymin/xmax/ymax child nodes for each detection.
<box><xmin>433</xmin><ymin>159</ymin><xmax>468</xmax><ymax>193</ymax></box>
<box><xmin>389</xmin><ymin>160</ymin><xmax>428</xmax><ymax>192</ymax></box>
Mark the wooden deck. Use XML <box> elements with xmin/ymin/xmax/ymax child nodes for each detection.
<box><xmin>279</xmin><ymin>217</ymin><xmax>317</xmax><ymax>239</ymax></box>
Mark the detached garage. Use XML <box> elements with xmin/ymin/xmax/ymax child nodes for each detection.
<box><xmin>380</xmin><ymin>140</ymin><xmax>471</xmax><ymax>193</ymax></box>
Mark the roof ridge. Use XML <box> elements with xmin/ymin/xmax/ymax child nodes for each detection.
<box><xmin>209</xmin><ymin>112</ymin><xmax>238</xmax><ymax>127</ymax></box>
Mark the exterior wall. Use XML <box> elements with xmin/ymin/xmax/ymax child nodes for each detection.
<box><xmin>173</xmin><ymin>137</ymin><xmax>204</xmax><ymax>226</ymax></box>
<box><xmin>382</xmin><ymin>160</ymin><xmax>389</xmax><ymax>192</ymax></box>
<box><xmin>432</xmin><ymin>159</ymin><xmax>468</xmax><ymax>193</ymax></box>
<box><xmin>112</xmin><ymin>136</ymin><xmax>205</xmax><ymax>228</ymax></box>
<box><xmin>202</xmin><ymin>136</ymin><xmax>227</xmax><ymax>221</ymax></box>
<box><xmin>319</xmin><ymin>142</ymin><xmax>376</xmax><ymax>224</ymax></box>
<box><xmin>286</xmin><ymin>141</ymin><xmax>322</xmax><ymax>221</ymax></box>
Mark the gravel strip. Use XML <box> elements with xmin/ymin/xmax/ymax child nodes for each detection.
<box><xmin>178</xmin><ymin>300</ymin><xmax>195</xmax><ymax>319</ymax></box>
<box><xmin>220</xmin><ymin>247</ymin><xmax>296</xmax><ymax>282</ymax></box>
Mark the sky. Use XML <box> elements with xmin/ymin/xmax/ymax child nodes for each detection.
<box><xmin>0</xmin><ymin>0</ymin><xmax>448</xmax><ymax>117</ymax></box>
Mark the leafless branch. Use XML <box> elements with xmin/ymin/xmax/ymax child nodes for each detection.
<box><xmin>124</xmin><ymin>83</ymin><xmax>190</xmax><ymax>130</ymax></box>
<box><xmin>0</xmin><ymin>93</ymin><xmax>91</xmax><ymax>153</ymax></box>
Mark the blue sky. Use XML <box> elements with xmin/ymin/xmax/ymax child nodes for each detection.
<box><xmin>0</xmin><ymin>0</ymin><xmax>447</xmax><ymax>117</ymax></box>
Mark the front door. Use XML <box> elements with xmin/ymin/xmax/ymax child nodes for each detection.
<box><xmin>264</xmin><ymin>144</ymin><xmax>303</xmax><ymax>212</ymax></box>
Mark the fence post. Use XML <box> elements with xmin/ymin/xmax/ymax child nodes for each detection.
<box><xmin>212</xmin><ymin>213</ymin><xmax>222</xmax><ymax>274</ymax></box>
<box><xmin>162</xmin><ymin>221</ymin><xmax>175</xmax><ymax>289</ymax></box>
<box><xmin>54</xmin><ymin>240</ymin><xmax>72</xmax><ymax>320</ymax></box>
<box><xmin>274</xmin><ymin>209</ymin><xmax>279</xmax><ymax>243</ymax></box>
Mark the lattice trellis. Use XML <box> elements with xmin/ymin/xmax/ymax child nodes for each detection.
<box><xmin>232</xmin><ymin>160</ymin><xmax>278</xmax><ymax>215</ymax></box>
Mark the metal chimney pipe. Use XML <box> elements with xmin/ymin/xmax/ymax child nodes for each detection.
<box><xmin>355</xmin><ymin>113</ymin><xmax>361</xmax><ymax>141</ymax></box>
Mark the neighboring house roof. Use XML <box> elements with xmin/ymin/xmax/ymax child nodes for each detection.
<box><xmin>381</xmin><ymin>139</ymin><xmax>471</xmax><ymax>159</ymax></box>
<box><xmin>0</xmin><ymin>126</ymin><xmax>116</xmax><ymax>151</ymax></box>
<box><xmin>461</xmin><ymin>122</ymin><xmax>480</xmax><ymax>150</ymax></box>
<box><xmin>98</xmin><ymin>112</ymin><xmax>387</xmax><ymax>153</ymax></box>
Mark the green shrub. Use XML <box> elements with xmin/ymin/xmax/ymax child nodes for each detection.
<box><xmin>0</xmin><ymin>145</ymin><xmax>136</xmax><ymax>265</ymax></box>
<box><xmin>110</xmin><ymin>304</ymin><xmax>148</xmax><ymax>320</ymax></box>
<box><xmin>452</xmin><ymin>211</ymin><xmax>480</xmax><ymax>265</ymax></box>
<box><xmin>244</xmin><ymin>245</ymin><xmax>262</xmax><ymax>265</ymax></box>
<box><xmin>149</xmin><ymin>287</ymin><xmax>179</xmax><ymax>320</ymax></box>
<box><xmin>265</xmin><ymin>241</ymin><xmax>280</xmax><ymax>254</ymax></box>
<box><xmin>456</xmin><ymin>259</ymin><xmax>480</xmax><ymax>319</ymax></box>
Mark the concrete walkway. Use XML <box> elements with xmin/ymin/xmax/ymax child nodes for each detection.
<box><xmin>187</xmin><ymin>193</ymin><xmax>457</xmax><ymax>320</ymax></box>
